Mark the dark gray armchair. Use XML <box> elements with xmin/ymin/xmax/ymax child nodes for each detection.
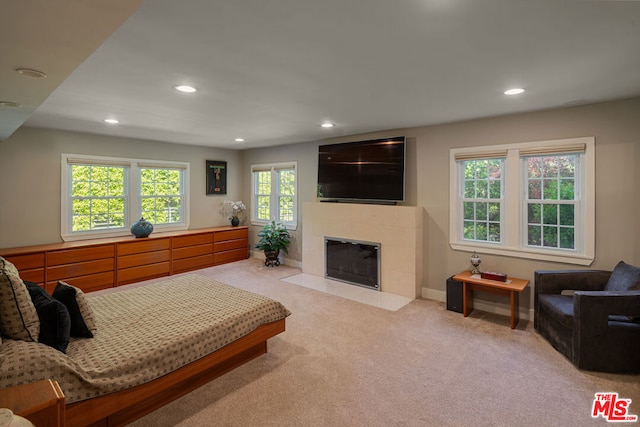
<box><xmin>534</xmin><ymin>262</ymin><xmax>640</xmax><ymax>373</ymax></box>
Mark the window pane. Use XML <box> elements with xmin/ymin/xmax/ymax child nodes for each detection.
<box><xmin>463</xmin><ymin>221</ymin><xmax>475</xmax><ymax>239</ymax></box>
<box><xmin>488</xmin><ymin>223</ymin><xmax>500</xmax><ymax>242</ymax></box>
<box><xmin>543</xmin><ymin>204</ymin><xmax>558</xmax><ymax>225</ymax></box>
<box><xmin>543</xmin><ymin>226</ymin><xmax>558</xmax><ymax>248</ymax></box>
<box><xmin>464</xmin><ymin>181</ymin><xmax>475</xmax><ymax>198</ymax></box>
<box><xmin>460</xmin><ymin>159</ymin><xmax>503</xmax><ymax>244</ymax></box>
<box><xmin>559</xmin><ymin>205</ymin><xmax>574</xmax><ymax>226</ymax></box>
<box><xmin>257</xmin><ymin>195</ymin><xmax>270</xmax><ymax>220</ymax></box>
<box><xmin>543</xmin><ymin>179</ymin><xmax>558</xmax><ymax>200</ymax></box>
<box><xmin>559</xmin><ymin>179</ymin><xmax>574</xmax><ymax>200</ymax></box>
<box><xmin>476</xmin><ymin>202</ymin><xmax>487</xmax><ymax>221</ymax></box>
<box><xmin>525</xmin><ymin>154</ymin><xmax>578</xmax><ymax>251</ymax></box>
<box><xmin>559</xmin><ymin>227</ymin><xmax>575</xmax><ymax>249</ymax></box>
<box><xmin>70</xmin><ymin>164</ymin><xmax>126</xmax><ymax>232</ymax></box>
<box><xmin>528</xmin><ymin>157</ymin><xmax>542</xmax><ymax>178</ymax></box>
<box><xmin>528</xmin><ymin>225</ymin><xmax>541</xmax><ymax>246</ymax></box>
<box><xmin>463</xmin><ymin>202</ymin><xmax>474</xmax><ymax>220</ymax></box>
<box><xmin>528</xmin><ymin>204</ymin><xmax>541</xmax><ymax>224</ymax></box>
<box><xmin>279</xmin><ymin>196</ymin><xmax>294</xmax><ymax>222</ymax></box>
<box><xmin>140</xmin><ymin>168</ymin><xmax>182</xmax><ymax>225</ymax></box>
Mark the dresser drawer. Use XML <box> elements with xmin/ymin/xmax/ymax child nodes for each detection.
<box><xmin>172</xmin><ymin>233</ymin><xmax>213</xmax><ymax>249</ymax></box>
<box><xmin>214</xmin><ymin>228</ymin><xmax>248</xmax><ymax>242</ymax></box>
<box><xmin>214</xmin><ymin>247</ymin><xmax>248</xmax><ymax>265</ymax></box>
<box><xmin>117</xmin><ymin>238</ymin><xmax>170</xmax><ymax>256</ymax></box>
<box><xmin>47</xmin><ymin>245</ymin><xmax>114</xmax><ymax>266</ymax></box>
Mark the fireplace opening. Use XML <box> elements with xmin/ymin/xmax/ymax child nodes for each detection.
<box><xmin>325</xmin><ymin>237</ymin><xmax>380</xmax><ymax>290</ymax></box>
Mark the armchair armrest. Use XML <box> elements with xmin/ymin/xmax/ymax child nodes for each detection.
<box><xmin>534</xmin><ymin>270</ymin><xmax>611</xmax><ymax>296</ymax></box>
<box><xmin>574</xmin><ymin>290</ymin><xmax>640</xmax><ymax>321</ymax></box>
<box><xmin>573</xmin><ymin>290</ymin><xmax>640</xmax><ymax>372</ymax></box>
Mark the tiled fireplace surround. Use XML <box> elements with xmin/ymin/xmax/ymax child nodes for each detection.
<box><xmin>302</xmin><ymin>202</ymin><xmax>423</xmax><ymax>299</ymax></box>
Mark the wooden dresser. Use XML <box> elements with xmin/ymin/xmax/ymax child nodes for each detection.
<box><xmin>0</xmin><ymin>226</ymin><xmax>248</xmax><ymax>293</ymax></box>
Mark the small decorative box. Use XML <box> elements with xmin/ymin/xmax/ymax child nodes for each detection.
<box><xmin>481</xmin><ymin>271</ymin><xmax>507</xmax><ymax>282</ymax></box>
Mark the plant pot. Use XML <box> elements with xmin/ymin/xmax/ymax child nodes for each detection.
<box><xmin>264</xmin><ymin>249</ymin><xmax>280</xmax><ymax>267</ymax></box>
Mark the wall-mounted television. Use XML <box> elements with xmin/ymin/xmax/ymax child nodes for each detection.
<box><xmin>317</xmin><ymin>136</ymin><xmax>405</xmax><ymax>203</ymax></box>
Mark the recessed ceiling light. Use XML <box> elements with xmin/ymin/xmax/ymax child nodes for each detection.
<box><xmin>104</xmin><ymin>118</ymin><xmax>119</xmax><ymax>124</ymax></box>
<box><xmin>234</xmin><ymin>138</ymin><xmax>245</xmax><ymax>143</ymax></box>
<box><xmin>174</xmin><ymin>85</ymin><xmax>197</xmax><ymax>93</ymax></box>
<box><xmin>15</xmin><ymin>68</ymin><xmax>47</xmax><ymax>78</ymax></box>
<box><xmin>0</xmin><ymin>101</ymin><xmax>20</xmax><ymax>108</ymax></box>
<box><xmin>504</xmin><ymin>88</ymin><xmax>525</xmax><ymax>95</ymax></box>
<box><xmin>321</xmin><ymin>122</ymin><xmax>335</xmax><ymax>128</ymax></box>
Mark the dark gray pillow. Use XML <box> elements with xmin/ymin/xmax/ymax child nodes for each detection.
<box><xmin>52</xmin><ymin>281</ymin><xmax>96</xmax><ymax>338</ymax></box>
<box><xmin>24</xmin><ymin>281</ymin><xmax>71</xmax><ymax>353</ymax></box>
<box><xmin>604</xmin><ymin>261</ymin><xmax>640</xmax><ymax>292</ymax></box>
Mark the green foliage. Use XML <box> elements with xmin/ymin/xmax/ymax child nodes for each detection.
<box><xmin>255</xmin><ymin>220</ymin><xmax>291</xmax><ymax>254</ymax></box>
<box><xmin>70</xmin><ymin>164</ymin><xmax>182</xmax><ymax>232</ymax></box>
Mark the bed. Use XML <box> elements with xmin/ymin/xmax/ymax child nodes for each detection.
<box><xmin>0</xmin><ymin>258</ymin><xmax>290</xmax><ymax>426</ymax></box>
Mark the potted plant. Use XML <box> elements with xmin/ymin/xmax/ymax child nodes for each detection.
<box><xmin>219</xmin><ymin>200</ymin><xmax>246</xmax><ymax>226</ymax></box>
<box><xmin>255</xmin><ymin>220</ymin><xmax>291</xmax><ymax>266</ymax></box>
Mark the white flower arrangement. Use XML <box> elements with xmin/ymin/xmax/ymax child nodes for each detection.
<box><xmin>219</xmin><ymin>200</ymin><xmax>246</xmax><ymax>225</ymax></box>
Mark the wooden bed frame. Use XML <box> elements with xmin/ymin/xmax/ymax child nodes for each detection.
<box><xmin>65</xmin><ymin>318</ymin><xmax>286</xmax><ymax>427</ymax></box>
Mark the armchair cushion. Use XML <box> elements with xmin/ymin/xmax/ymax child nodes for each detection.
<box><xmin>604</xmin><ymin>261</ymin><xmax>640</xmax><ymax>292</ymax></box>
<box><xmin>537</xmin><ymin>294</ymin><xmax>574</xmax><ymax>329</ymax></box>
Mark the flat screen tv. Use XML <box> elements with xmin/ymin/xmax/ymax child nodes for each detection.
<box><xmin>317</xmin><ymin>136</ymin><xmax>405</xmax><ymax>203</ymax></box>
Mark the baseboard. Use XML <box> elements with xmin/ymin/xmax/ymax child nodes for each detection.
<box><xmin>422</xmin><ymin>287</ymin><xmax>534</xmax><ymax>321</ymax></box>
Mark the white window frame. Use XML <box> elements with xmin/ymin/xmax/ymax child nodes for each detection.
<box><xmin>61</xmin><ymin>154</ymin><xmax>190</xmax><ymax>241</ymax></box>
<box><xmin>251</xmin><ymin>161</ymin><xmax>298</xmax><ymax>230</ymax></box>
<box><xmin>449</xmin><ymin>137</ymin><xmax>595</xmax><ymax>265</ymax></box>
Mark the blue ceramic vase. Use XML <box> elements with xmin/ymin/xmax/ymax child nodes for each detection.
<box><xmin>131</xmin><ymin>217</ymin><xmax>153</xmax><ymax>238</ymax></box>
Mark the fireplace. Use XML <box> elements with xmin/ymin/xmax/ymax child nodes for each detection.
<box><xmin>325</xmin><ymin>237</ymin><xmax>380</xmax><ymax>290</ymax></box>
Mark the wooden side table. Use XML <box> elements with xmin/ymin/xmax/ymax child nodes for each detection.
<box><xmin>452</xmin><ymin>270</ymin><xmax>530</xmax><ymax>329</ymax></box>
<box><xmin>0</xmin><ymin>380</ymin><xmax>65</xmax><ymax>427</ymax></box>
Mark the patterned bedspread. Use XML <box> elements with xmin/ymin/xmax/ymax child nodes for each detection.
<box><xmin>0</xmin><ymin>274</ymin><xmax>290</xmax><ymax>403</ymax></box>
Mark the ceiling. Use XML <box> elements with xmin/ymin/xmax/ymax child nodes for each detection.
<box><xmin>3</xmin><ymin>0</ymin><xmax>640</xmax><ymax>150</ymax></box>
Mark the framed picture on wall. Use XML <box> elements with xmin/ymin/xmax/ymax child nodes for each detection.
<box><xmin>206</xmin><ymin>160</ymin><xmax>227</xmax><ymax>195</ymax></box>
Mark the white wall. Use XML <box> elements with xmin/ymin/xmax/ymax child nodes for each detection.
<box><xmin>0</xmin><ymin>127</ymin><xmax>243</xmax><ymax>248</ymax></box>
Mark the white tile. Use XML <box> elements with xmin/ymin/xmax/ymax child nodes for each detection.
<box><xmin>283</xmin><ymin>273</ymin><xmax>413</xmax><ymax>311</ymax></box>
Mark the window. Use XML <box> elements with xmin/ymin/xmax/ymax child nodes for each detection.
<box><xmin>251</xmin><ymin>162</ymin><xmax>297</xmax><ymax>229</ymax></box>
<box><xmin>62</xmin><ymin>154</ymin><xmax>189</xmax><ymax>241</ymax></box>
<box><xmin>140</xmin><ymin>167</ymin><xmax>183</xmax><ymax>225</ymax></box>
<box><xmin>462</xmin><ymin>158</ymin><xmax>503</xmax><ymax>243</ymax></box>
<box><xmin>450</xmin><ymin>137</ymin><xmax>594</xmax><ymax>265</ymax></box>
<box><xmin>524</xmin><ymin>154</ymin><xmax>578</xmax><ymax>250</ymax></box>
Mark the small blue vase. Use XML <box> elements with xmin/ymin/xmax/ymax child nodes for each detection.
<box><xmin>131</xmin><ymin>217</ymin><xmax>153</xmax><ymax>238</ymax></box>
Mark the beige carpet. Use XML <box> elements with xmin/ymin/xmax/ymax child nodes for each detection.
<box><xmin>127</xmin><ymin>259</ymin><xmax>639</xmax><ymax>427</ymax></box>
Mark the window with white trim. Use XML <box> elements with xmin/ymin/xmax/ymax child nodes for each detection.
<box><xmin>251</xmin><ymin>162</ymin><xmax>297</xmax><ymax>229</ymax></box>
<box><xmin>450</xmin><ymin>137</ymin><xmax>594</xmax><ymax>265</ymax></box>
<box><xmin>62</xmin><ymin>154</ymin><xmax>189</xmax><ymax>241</ymax></box>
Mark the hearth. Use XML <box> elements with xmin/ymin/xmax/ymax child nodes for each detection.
<box><xmin>325</xmin><ymin>237</ymin><xmax>380</xmax><ymax>290</ymax></box>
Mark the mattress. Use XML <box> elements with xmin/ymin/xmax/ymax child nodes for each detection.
<box><xmin>0</xmin><ymin>274</ymin><xmax>290</xmax><ymax>403</ymax></box>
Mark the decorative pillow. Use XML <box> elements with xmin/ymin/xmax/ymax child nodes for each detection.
<box><xmin>0</xmin><ymin>257</ymin><xmax>39</xmax><ymax>341</ymax></box>
<box><xmin>604</xmin><ymin>261</ymin><xmax>640</xmax><ymax>292</ymax></box>
<box><xmin>24</xmin><ymin>281</ymin><xmax>71</xmax><ymax>352</ymax></box>
<box><xmin>52</xmin><ymin>281</ymin><xmax>96</xmax><ymax>338</ymax></box>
